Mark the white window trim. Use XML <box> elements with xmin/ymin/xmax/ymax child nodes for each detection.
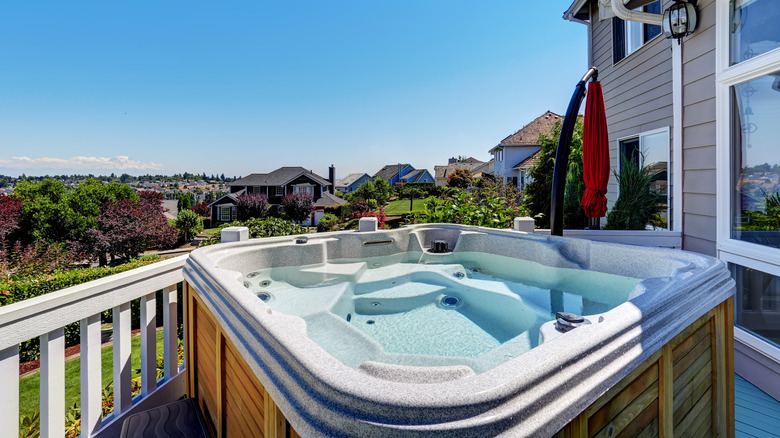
<box><xmin>218</xmin><ymin>205</ymin><xmax>233</xmax><ymax>222</ymax></box>
<box><xmin>275</xmin><ymin>186</ymin><xmax>284</xmax><ymax>197</ymax></box>
<box><xmin>715</xmin><ymin>0</ymin><xmax>780</xmax><ymax>355</ymax></box>
<box><xmin>615</xmin><ymin>126</ymin><xmax>676</xmax><ymax>230</ymax></box>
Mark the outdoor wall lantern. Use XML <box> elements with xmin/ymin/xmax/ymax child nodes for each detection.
<box><xmin>663</xmin><ymin>1</ymin><xmax>697</xmax><ymax>40</ymax></box>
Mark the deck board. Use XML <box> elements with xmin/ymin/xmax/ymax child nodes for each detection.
<box><xmin>735</xmin><ymin>374</ymin><xmax>780</xmax><ymax>438</ymax></box>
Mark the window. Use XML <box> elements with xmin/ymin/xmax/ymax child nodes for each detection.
<box><xmin>730</xmin><ymin>263</ymin><xmax>780</xmax><ymax>348</ymax></box>
<box><xmin>275</xmin><ymin>186</ymin><xmax>284</xmax><ymax>196</ymax></box>
<box><xmin>717</xmin><ymin>0</ymin><xmax>780</xmax><ymax>360</ymax></box>
<box><xmin>617</xmin><ymin>128</ymin><xmax>670</xmax><ymax>229</ymax></box>
<box><xmin>293</xmin><ymin>184</ymin><xmax>314</xmax><ymax>195</ymax></box>
<box><xmin>219</xmin><ymin>206</ymin><xmax>233</xmax><ymax>222</ymax></box>
<box><xmin>730</xmin><ymin>0</ymin><xmax>780</xmax><ymax>65</ymax></box>
<box><xmin>612</xmin><ymin>1</ymin><xmax>662</xmax><ymax>63</ymax></box>
<box><xmin>496</xmin><ymin>149</ymin><xmax>503</xmax><ymax>162</ymax></box>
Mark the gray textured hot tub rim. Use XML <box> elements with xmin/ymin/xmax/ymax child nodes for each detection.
<box><xmin>183</xmin><ymin>224</ymin><xmax>734</xmax><ymax>437</ymax></box>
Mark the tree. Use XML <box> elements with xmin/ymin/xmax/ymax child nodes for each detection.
<box><xmin>236</xmin><ymin>193</ymin><xmax>270</xmax><ymax>220</ymax></box>
<box><xmin>399</xmin><ymin>185</ymin><xmax>422</xmax><ymax>211</ymax></box>
<box><xmin>282</xmin><ymin>193</ymin><xmax>314</xmax><ymax>224</ymax></box>
<box><xmin>175</xmin><ymin>209</ymin><xmax>203</xmax><ymax>242</ymax></box>
<box><xmin>353</xmin><ymin>177</ymin><xmax>393</xmax><ymax>204</ymax></box>
<box><xmin>193</xmin><ymin>201</ymin><xmax>210</xmax><ymax>217</ymax></box>
<box><xmin>447</xmin><ymin>169</ymin><xmax>473</xmax><ymax>189</ymax></box>
<box><xmin>70</xmin><ymin>178</ymin><xmax>137</xmax><ymax>230</ymax></box>
<box><xmin>177</xmin><ymin>193</ymin><xmax>192</xmax><ymax>211</ymax></box>
<box><xmin>0</xmin><ymin>195</ymin><xmax>23</xmax><ymax>244</ymax></box>
<box><xmin>525</xmin><ymin>119</ymin><xmax>586</xmax><ymax>229</ymax></box>
<box><xmin>13</xmin><ymin>179</ymin><xmax>83</xmax><ymax>243</ymax></box>
<box><xmin>94</xmin><ymin>192</ymin><xmax>178</xmax><ymax>261</ymax></box>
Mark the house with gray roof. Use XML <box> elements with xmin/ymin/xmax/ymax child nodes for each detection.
<box><xmin>434</xmin><ymin>157</ymin><xmax>485</xmax><ymax>187</ymax></box>
<box><xmin>334</xmin><ymin>173</ymin><xmax>370</xmax><ymax>193</ymax></box>
<box><xmin>208</xmin><ymin>166</ymin><xmax>334</xmax><ymax>224</ymax></box>
<box><xmin>373</xmin><ymin>164</ymin><xmax>434</xmax><ymax>186</ymax></box>
<box><xmin>490</xmin><ymin>111</ymin><xmax>561</xmax><ymax>189</ymax></box>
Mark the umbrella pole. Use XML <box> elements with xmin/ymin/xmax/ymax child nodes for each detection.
<box><xmin>550</xmin><ymin>67</ymin><xmax>598</xmax><ymax>236</ymax></box>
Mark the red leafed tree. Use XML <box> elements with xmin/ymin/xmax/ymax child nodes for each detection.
<box><xmin>192</xmin><ymin>201</ymin><xmax>210</xmax><ymax>217</ymax></box>
<box><xmin>96</xmin><ymin>191</ymin><xmax>177</xmax><ymax>261</ymax></box>
<box><xmin>236</xmin><ymin>193</ymin><xmax>270</xmax><ymax>220</ymax></box>
<box><xmin>0</xmin><ymin>195</ymin><xmax>23</xmax><ymax>244</ymax></box>
<box><xmin>282</xmin><ymin>193</ymin><xmax>314</xmax><ymax>224</ymax></box>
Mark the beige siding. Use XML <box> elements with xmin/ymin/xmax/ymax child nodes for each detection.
<box><xmin>681</xmin><ymin>0</ymin><xmax>717</xmax><ymax>255</ymax></box>
<box><xmin>590</xmin><ymin>1</ymin><xmax>675</xmax><ymax>212</ymax></box>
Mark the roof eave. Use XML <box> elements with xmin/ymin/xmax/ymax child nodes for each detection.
<box><xmin>564</xmin><ymin>0</ymin><xmax>590</xmax><ymax>22</ymax></box>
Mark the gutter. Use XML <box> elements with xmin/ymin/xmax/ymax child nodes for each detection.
<box><xmin>608</xmin><ymin>0</ymin><xmax>662</xmax><ymax>25</ymax></box>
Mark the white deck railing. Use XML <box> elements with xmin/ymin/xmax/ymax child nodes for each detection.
<box><xmin>0</xmin><ymin>255</ymin><xmax>188</xmax><ymax>438</ymax></box>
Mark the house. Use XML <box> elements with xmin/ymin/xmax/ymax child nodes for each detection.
<box><xmin>564</xmin><ymin>0</ymin><xmax>780</xmax><ymax>403</ymax></box>
<box><xmin>489</xmin><ymin>111</ymin><xmax>562</xmax><ymax>188</ymax></box>
<box><xmin>312</xmin><ymin>191</ymin><xmax>348</xmax><ymax>226</ymax></box>
<box><xmin>208</xmin><ymin>166</ymin><xmax>334</xmax><ymax>225</ymax></box>
<box><xmin>433</xmin><ymin>157</ymin><xmax>485</xmax><ymax>187</ymax></box>
<box><xmin>373</xmin><ymin>164</ymin><xmax>434</xmax><ymax>186</ymax></box>
<box><xmin>334</xmin><ymin>173</ymin><xmax>370</xmax><ymax>193</ymax></box>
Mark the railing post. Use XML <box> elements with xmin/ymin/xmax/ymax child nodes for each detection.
<box><xmin>113</xmin><ymin>302</ymin><xmax>132</xmax><ymax>415</ymax></box>
<box><xmin>81</xmin><ymin>314</ymin><xmax>102</xmax><ymax>436</ymax></box>
<box><xmin>163</xmin><ymin>285</ymin><xmax>179</xmax><ymax>379</ymax></box>
<box><xmin>0</xmin><ymin>345</ymin><xmax>19</xmax><ymax>438</ymax></box>
<box><xmin>40</xmin><ymin>328</ymin><xmax>65</xmax><ymax>438</ymax></box>
<box><xmin>141</xmin><ymin>292</ymin><xmax>158</xmax><ymax>395</ymax></box>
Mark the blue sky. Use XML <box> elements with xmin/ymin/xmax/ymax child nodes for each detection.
<box><xmin>0</xmin><ymin>1</ymin><xmax>587</xmax><ymax>179</ymax></box>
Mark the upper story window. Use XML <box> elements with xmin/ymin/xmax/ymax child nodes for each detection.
<box><xmin>612</xmin><ymin>1</ymin><xmax>662</xmax><ymax>64</ymax></box>
<box><xmin>730</xmin><ymin>0</ymin><xmax>780</xmax><ymax>65</ymax></box>
<box><xmin>496</xmin><ymin>149</ymin><xmax>504</xmax><ymax>162</ymax></box>
<box><xmin>293</xmin><ymin>184</ymin><xmax>314</xmax><ymax>195</ymax></box>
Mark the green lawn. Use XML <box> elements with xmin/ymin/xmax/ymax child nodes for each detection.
<box><xmin>202</xmin><ymin>227</ymin><xmax>221</xmax><ymax>235</ymax></box>
<box><xmin>19</xmin><ymin>330</ymin><xmax>166</xmax><ymax>419</ymax></box>
<box><xmin>384</xmin><ymin>199</ymin><xmax>427</xmax><ymax>215</ymax></box>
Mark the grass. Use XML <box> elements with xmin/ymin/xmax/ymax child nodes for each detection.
<box><xmin>18</xmin><ymin>329</ymin><xmax>166</xmax><ymax>419</ymax></box>
<box><xmin>384</xmin><ymin>199</ymin><xmax>427</xmax><ymax>215</ymax></box>
<box><xmin>202</xmin><ymin>227</ymin><xmax>221</xmax><ymax>235</ymax></box>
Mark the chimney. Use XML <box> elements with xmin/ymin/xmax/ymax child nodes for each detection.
<box><xmin>328</xmin><ymin>165</ymin><xmax>335</xmax><ymax>193</ymax></box>
<box><xmin>397</xmin><ymin>163</ymin><xmax>402</xmax><ymax>183</ymax></box>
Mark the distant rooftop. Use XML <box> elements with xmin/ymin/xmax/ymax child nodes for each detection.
<box><xmin>490</xmin><ymin>111</ymin><xmax>562</xmax><ymax>152</ymax></box>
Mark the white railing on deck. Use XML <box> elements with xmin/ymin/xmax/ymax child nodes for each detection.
<box><xmin>0</xmin><ymin>255</ymin><xmax>188</xmax><ymax>438</ymax></box>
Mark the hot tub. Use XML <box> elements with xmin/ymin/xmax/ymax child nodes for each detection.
<box><xmin>183</xmin><ymin>224</ymin><xmax>734</xmax><ymax>437</ymax></box>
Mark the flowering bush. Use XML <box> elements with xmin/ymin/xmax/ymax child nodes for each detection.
<box><xmin>0</xmin><ymin>241</ymin><xmax>83</xmax><ymax>279</ymax></box>
<box><xmin>0</xmin><ymin>194</ymin><xmax>22</xmax><ymax>244</ymax></box>
<box><xmin>236</xmin><ymin>192</ymin><xmax>270</xmax><ymax>220</ymax></box>
<box><xmin>282</xmin><ymin>193</ymin><xmax>314</xmax><ymax>224</ymax></box>
<box><xmin>350</xmin><ymin>207</ymin><xmax>387</xmax><ymax>228</ymax></box>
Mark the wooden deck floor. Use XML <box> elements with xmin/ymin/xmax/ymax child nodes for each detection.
<box><xmin>736</xmin><ymin>374</ymin><xmax>780</xmax><ymax>437</ymax></box>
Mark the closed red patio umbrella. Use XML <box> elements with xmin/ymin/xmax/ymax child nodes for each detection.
<box><xmin>580</xmin><ymin>81</ymin><xmax>610</xmax><ymax>219</ymax></box>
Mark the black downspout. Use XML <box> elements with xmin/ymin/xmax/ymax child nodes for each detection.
<box><xmin>550</xmin><ymin>67</ymin><xmax>598</xmax><ymax>236</ymax></box>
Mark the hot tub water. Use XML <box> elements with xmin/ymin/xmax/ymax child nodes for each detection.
<box><xmin>240</xmin><ymin>251</ymin><xmax>641</xmax><ymax>373</ymax></box>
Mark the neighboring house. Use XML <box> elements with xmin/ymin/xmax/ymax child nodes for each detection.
<box><xmin>208</xmin><ymin>166</ymin><xmax>334</xmax><ymax>225</ymax></box>
<box><xmin>489</xmin><ymin>111</ymin><xmax>562</xmax><ymax>188</ymax></box>
<box><xmin>434</xmin><ymin>157</ymin><xmax>485</xmax><ymax>187</ymax></box>
<box><xmin>398</xmin><ymin>168</ymin><xmax>435</xmax><ymax>184</ymax></box>
<box><xmin>373</xmin><ymin>164</ymin><xmax>434</xmax><ymax>185</ymax></box>
<box><xmin>312</xmin><ymin>191</ymin><xmax>348</xmax><ymax>226</ymax></box>
<box><xmin>513</xmin><ymin>150</ymin><xmax>541</xmax><ymax>191</ymax></box>
<box><xmin>470</xmin><ymin>159</ymin><xmax>495</xmax><ymax>180</ymax></box>
<box><xmin>335</xmin><ymin>173</ymin><xmax>370</xmax><ymax>193</ymax></box>
<box><xmin>564</xmin><ymin>0</ymin><xmax>780</xmax><ymax>400</ymax></box>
